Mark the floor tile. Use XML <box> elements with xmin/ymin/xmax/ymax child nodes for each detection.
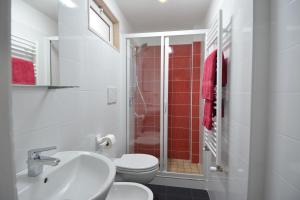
<box><xmin>167</xmin><ymin>159</ymin><xmax>202</xmax><ymax>174</ymax></box>
<box><xmin>191</xmin><ymin>189</ymin><xmax>210</xmax><ymax>200</ymax></box>
<box><xmin>147</xmin><ymin>184</ymin><xmax>210</xmax><ymax>200</ymax></box>
<box><xmin>165</xmin><ymin>186</ymin><xmax>191</xmax><ymax>196</ymax></box>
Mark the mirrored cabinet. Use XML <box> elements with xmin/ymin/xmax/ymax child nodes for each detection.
<box><xmin>11</xmin><ymin>0</ymin><xmax>79</xmax><ymax>88</ymax></box>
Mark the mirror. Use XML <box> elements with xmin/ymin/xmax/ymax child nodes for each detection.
<box><xmin>11</xmin><ymin>0</ymin><xmax>79</xmax><ymax>87</ymax></box>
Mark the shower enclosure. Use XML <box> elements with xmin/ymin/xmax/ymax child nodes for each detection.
<box><xmin>126</xmin><ymin>30</ymin><xmax>206</xmax><ymax>178</ymax></box>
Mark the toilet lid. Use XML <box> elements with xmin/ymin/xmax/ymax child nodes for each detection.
<box><xmin>114</xmin><ymin>154</ymin><xmax>159</xmax><ymax>172</ymax></box>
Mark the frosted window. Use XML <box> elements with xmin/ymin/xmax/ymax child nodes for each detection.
<box><xmin>89</xmin><ymin>9</ymin><xmax>110</xmax><ymax>41</ymax></box>
<box><xmin>89</xmin><ymin>0</ymin><xmax>113</xmax><ymax>44</ymax></box>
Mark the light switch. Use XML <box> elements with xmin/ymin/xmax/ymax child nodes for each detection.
<box><xmin>107</xmin><ymin>87</ymin><xmax>118</xmax><ymax>105</ymax></box>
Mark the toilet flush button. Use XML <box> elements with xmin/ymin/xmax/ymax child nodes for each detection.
<box><xmin>107</xmin><ymin>87</ymin><xmax>118</xmax><ymax>104</ymax></box>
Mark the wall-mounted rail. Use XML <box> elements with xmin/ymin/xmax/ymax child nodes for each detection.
<box><xmin>11</xmin><ymin>34</ymin><xmax>38</xmax><ymax>79</ymax></box>
<box><xmin>204</xmin><ymin>10</ymin><xmax>224</xmax><ymax>171</ymax></box>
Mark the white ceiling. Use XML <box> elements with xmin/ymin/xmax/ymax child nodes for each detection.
<box><xmin>115</xmin><ymin>0</ymin><xmax>211</xmax><ymax>32</ymax></box>
<box><xmin>24</xmin><ymin>0</ymin><xmax>58</xmax><ymax>21</ymax></box>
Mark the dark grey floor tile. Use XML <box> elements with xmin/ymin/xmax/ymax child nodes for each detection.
<box><xmin>191</xmin><ymin>189</ymin><xmax>210</xmax><ymax>200</ymax></box>
<box><xmin>165</xmin><ymin>186</ymin><xmax>191</xmax><ymax>197</ymax></box>
<box><xmin>165</xmin><ymin>194</ymin><xmax>192</xmax><ymax>200</ymax></box>
<box><xmin>147</xmin><ymin>184</ymin><xmax>166</xmax><ymax>200</ymax></box>
<box><xmin>153</xmin><ymin>193</ymin><xmax>166</xmax><ymax>200</ymax></box>
<box><xmin>147</xmin><ymin>184</ymin><xmax>210</xmax><ymax>200</ymax></box>
<box><xmin>147</xmin><ymin>184</ymin><xmax>166</xmax><ymax>194</ymax></box>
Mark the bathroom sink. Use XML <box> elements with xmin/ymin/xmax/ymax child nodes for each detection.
<box><xmin>16</xmin><ymin>151</ymin><xmax>116</xmax><ymax>200</ymax></box>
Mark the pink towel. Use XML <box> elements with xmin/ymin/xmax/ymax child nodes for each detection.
<box><xmin>12</xmin><ymin>57</ymin><xmax>36</xmax><ymax>85</ymax></box>
<box><xmin>202</xmin><ymin>50</ymin><xmax>217</xmax><ymax>101</ymax></box>
<box><xmin>202</xmin><ymin>50</ymin><xmax>227</xmax><ymax>100</ymax></box>
<box><xmin>203</xmin><ymin>101</ymin><xmax>214</xmax><ymax>130</ymax></box>
<box><xmin>202</xmin><ymin>50</ymin><xmax>227</xmax><ymax>130</ymax></box>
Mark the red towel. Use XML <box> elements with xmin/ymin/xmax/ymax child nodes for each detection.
<box><xmin>12</xmin><ymin>57</ymin><xmax>36</xmax><ymax>85</ymax></box>
<box><xmin>203</xmin><ymin>101</ymin><xmax>214</xmax><ymax>130</ymax></box>
<box><xmin>223</xmin><ymin>58</ymin><xmax>228</xmax><ymax>87</ymax></box>
<box><xmin>202</xmin><ymin>50</ymin><xmax>227</xmax><ymax>100</ymax></box>
<box><xmin>202</xmin><ymin>50</ymin><xmax>227</xmax><ymax>130</ymax></box>
<box><xmin>202</xmin><ymin>50</ymin><xmax>217</xmax><ymax>101</ymax></box>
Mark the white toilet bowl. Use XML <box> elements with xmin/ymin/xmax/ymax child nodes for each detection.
<box><xmin>105</xmin><ymin>182</ymin><xmax>153</xmax><ymax>200</ymax></box>
<box><xmin>113</xmin><ymin>154</ymin><xmax>159</xmax><ymax>184</ymax></box>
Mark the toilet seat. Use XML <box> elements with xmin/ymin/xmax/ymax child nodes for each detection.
<box><xmin>113</xmin><ymin>154</ymin><xmax>159</xmax><ymax>173</ymax></box>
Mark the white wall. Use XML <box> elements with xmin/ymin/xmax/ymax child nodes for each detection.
<box><xmin>11</xmin><ymin>0</ymin><xmax>58</xmax><ymax>86</ymax></box>
<box><xmin>247</xmin><ymin>0</ymin><xmax>270</xmax><ymax>199</ymax></box>
<box><xmin>204</xmin><ymin>0</ymin><xmax>253</xmax><ymax>200</ymax></box>
<box><xmin>264</xmin><ymin>0</ymin><xmax>300</xmax><ymax>199</ymax></box>
<box><xmin>0</xmin><ymin>0</ymin><xmax>17</xmax><ymax>198</ymax></box>
<box><xmin>12</xmin><ymin>0</ymin><xmax>132</xmax><ymax>173</ymax></box>
<box><xmin>206</xmin><ymin>1</ymin><xmax>300</xmax><ymax>199</ymax></box>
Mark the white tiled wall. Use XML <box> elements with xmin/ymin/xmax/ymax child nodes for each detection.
<box><xmin>206</xmin><ymin>0</ymin><xmax>300</xmax><ymax>199</ymax></box>
<box><xmin>12</xmin><ymin>0</ymin><xmax>132</xmax><ymax>173</ymax></box>
<box><xmin>0</xmin><ymin>0</ymin><xmax>17</xmax><ymax>198</ymax></box>
<box><xmin>204</xmin><ymin>0</ymin><xmax>253</xmax><ymax>199</ymax></box>
<box><xmin>264</xmin><ymin>0</ymin><xmax>300</xmax><ymax>199</ymax></box>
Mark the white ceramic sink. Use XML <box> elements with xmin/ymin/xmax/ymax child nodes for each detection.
<box><xmin>17</xmin><ymin>151</ymin><xmax>116</xmax><ymax>200</ymax></box>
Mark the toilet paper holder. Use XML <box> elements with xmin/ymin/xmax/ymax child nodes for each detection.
<box><xmin>95</xmin><ymin>134</ymin><xmax>116</xmax><ymax>151</ymax></box>
<box><xmin>96</xmin><ymin>137</ymin><xmax>110</xmax><ymax>147</ymax></box>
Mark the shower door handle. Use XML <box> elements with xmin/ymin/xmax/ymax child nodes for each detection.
<box><xmin>164</xmin><ymin>101</ymin><xmax>167</xmax><ymax>113</ymax></box>
<box><xmin>129</xmin><ymin>96</ymin><xmax>133</xmax><ymax>107</ymax></box>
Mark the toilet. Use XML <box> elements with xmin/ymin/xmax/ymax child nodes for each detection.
<box><xmin>96</xmin><ymin>135</ymin><xmax>159</xmax><ymax>184</ymax></box>
<box><xmin>113</xmin><ymin>154</ymin><xmax>159</xmax><ymax>184</ymax></box>
<box><xmin>106</xmin><ymin>182</ymin><xmax>153</xmax><ymax>200</ymax></box>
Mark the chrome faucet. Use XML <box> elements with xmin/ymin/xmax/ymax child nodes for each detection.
<box><xmin>27</xmin><ymin>146</ymin><xmax>60</xmax><ymax>177</ymax></box>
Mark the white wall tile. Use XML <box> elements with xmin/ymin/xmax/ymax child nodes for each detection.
<box><xmin>270</xmin><ymin>45</ymin><xmax>300</xmax><ymax>93</ymax></box>
<box><xmin>205</xmin><ymin>0</ymin><xmax>253</xmax><ymax>199</ymax></box>
<box><xmin>267</xmin><ymin>133</ymin><xmax>300</xmax><ymax>191</ymax></box>
<box><xmin>12</xmin><ymin>88</ymin><xmax>61</xmax><ymax>133</ymax></box>
<box><xmin>12</xmin><ymin>0</ymin><xmax>131</xmax><ymax>172</ymax></box>
<box><xmin>270</xmin><ymin>0</ymin><xmax>300</xmax><ymax>51</ymax></box>
<box><xmin>0</xmin><ymin>0</ymin><xmax>17</xmax><ymax>197</ymax></box>
<box><xmin>264</xmin><ymin>0</ymin><xmax>300</xmax><ymax>198</ymax></box>
<box><xmin>265</xmin><ymin>170</ymin><xmax>300</xmax><ymax>200</ymax></box>
<box><xmin>269</xmin><ymin>93</ymin><xmax>300</xmax><ymax>141</ymax></box>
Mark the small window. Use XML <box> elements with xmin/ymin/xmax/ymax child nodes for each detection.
<box><xmin>88</xmin><ymin>0</ymin><xmax>119</xmax><ymax>50</ymax></box>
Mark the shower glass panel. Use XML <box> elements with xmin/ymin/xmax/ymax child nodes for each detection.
<box><xmin>165</xmin><ymin>35</ymin><xmax>203</xmax><ymax>174</ymax></box>
<box><xmin>126</xmin><ymin>31</ymin><xmax>205</xmax><ymax>178</ymax></box>
<box><xmin>127</xmin><ymin>37</ymin><xmax>162</xmax><ymax>161</ymax></box>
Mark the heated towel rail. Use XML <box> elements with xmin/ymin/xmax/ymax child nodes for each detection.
<box><xmin>204</xmin><ymin>10</ymin><xmax>228</xmax><ymax>172</ymax></box>
<box><xmin>11</xmin><ymin>34</ymin><xmax>38</xmax><ymax>79</ymax></box>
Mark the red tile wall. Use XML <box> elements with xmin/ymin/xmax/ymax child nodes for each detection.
<box><xmin>168</xmin><ymin>44</ymin><xmax>192</xmax><ymax>160</ymax></box>
<box><xmin>168</xmin><ymin>42</ymin><xmax>202</xmax><ymax>163</ymax></box>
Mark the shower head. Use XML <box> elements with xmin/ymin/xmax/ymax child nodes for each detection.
<box><xmin>134</xmin><ymin>43</ymin><xmax>148</xmax><ymax>55</ymax></box>
<box><xmin>140</xmin><ymin>43</ymin><xmax>148</xmax><ymax>49</ymax></box>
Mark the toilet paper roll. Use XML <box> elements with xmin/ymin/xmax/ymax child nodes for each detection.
<box><xmin>96</xmin><ymin>134</ymin><xmax>116</xmax><ymax>149</ymax></box>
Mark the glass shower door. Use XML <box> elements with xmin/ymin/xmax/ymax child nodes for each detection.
<box><xmin>126</xmin><ymin>32</ymin><xmax>204</xmax><ymax>177</ymax></box>
<box><xmin>126</xmin><ymin>37</ymin><xmax>163</xmax><ymax>164</ymax></box>
<box><xmin>164</xmin><ymin>35</ymin><xmax>203</xmax><ymax>175</ymax></box>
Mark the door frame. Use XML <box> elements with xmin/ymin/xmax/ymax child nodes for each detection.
<box><xmin>125</xmin><ymin>29</ymin><xmax>208</xmax><ymax>180</ymax></box>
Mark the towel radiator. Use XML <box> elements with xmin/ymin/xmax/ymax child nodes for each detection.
<box><xmin>11</xmin><ymin>34</ymin><xmax>38</xmax><ymax>79</ymax></box>
<box><xmin>204</xmin><ymin>10</ymin><xmax>227</xmax><ymax>172</ymax></box>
